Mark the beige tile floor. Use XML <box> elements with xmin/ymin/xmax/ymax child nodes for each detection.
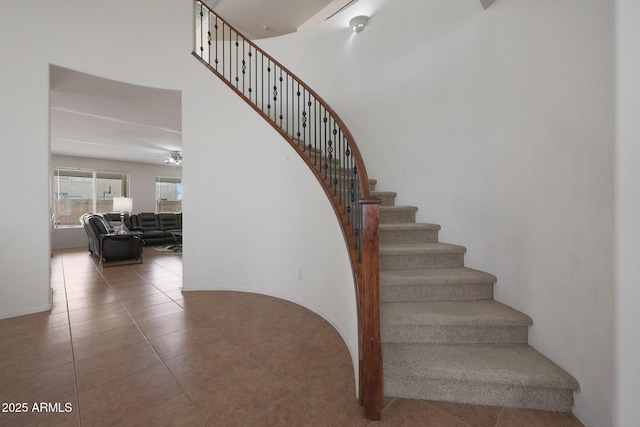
<box><xmin>0</xmin><ymin>247</ymin><xmax>584</xmax><ymax>426</ymax></box>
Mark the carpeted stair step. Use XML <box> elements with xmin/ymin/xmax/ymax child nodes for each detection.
<box><xmin>381</xmin><ymin>300</ymin><xmax>532</xmax><ymax>344</ymax></box>
<box><xmin>371</xmin><ymin>191</ymin><xmax>397</xmax><ymax>206</ymax></box>
<box><xmin>379</xmin><ymin>206</ymin><xmax>418</xmax><ymax>224</ymax></box>
<box><xmin>380</xmin><ymin>243</ymin><xmax>466</xmax><ymax>270</ymax></box>
<box><xmin>383</xmin><ymin>343</ymin><xmax>579</xmax><ymax>412</ymax></box>
<box><xmin>380</xmin><ymin>223</ymin><xmax>440</xmax><ymax>244</ymax></box>
<box><xmin>381</xmin><ymin>267</ymin><xmax>495</xmax><ymax>302</ymax></box>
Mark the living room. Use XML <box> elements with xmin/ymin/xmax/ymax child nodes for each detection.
<box><xmin>51</xmin><ymin>154</ymin><xmax>182</xmax><ymax>251</ymax></box>
<box><xmin>50</xmin><ymin>65</ymin><xmax>183</xmax><ymax>251</ymax></box>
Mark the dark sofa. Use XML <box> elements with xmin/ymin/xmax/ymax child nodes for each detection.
<box><xmin>129</xmin><ymin>212</ymin><xmax>182</xmax><ymax>246</ymax></box>
<box><xmin>95</xmin><ymin>212</ymin><xmax>182</xmax><ymax>246</ymax></box>
<box><xmin>80</xmin><ymin>213</ymin><xmax>143</xmax><ymax>266</ymax></box>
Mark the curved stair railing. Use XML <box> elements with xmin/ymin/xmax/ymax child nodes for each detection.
<box><xmin>192</xmin><ymin>1</ymin><xmax>382</xmax><ymax>420</ymax></box>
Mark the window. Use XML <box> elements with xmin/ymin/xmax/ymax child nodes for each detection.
<box><xmin>156</xmin><ymin>176</ymin><xmax>182</xmax><ymax>213</ymax></box>
<box><xmin>53</xmin><ymin>168</ymin><xmax>129</xmax><ymax>227</ymax></box>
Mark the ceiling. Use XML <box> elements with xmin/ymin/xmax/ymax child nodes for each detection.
<box><xmin>50</xmin><ymin>1</ymin><xmax>358</xmax><ymax>166</ymax></box>
<box><xmin>205</xmin><ymin>0</ymin><xmax>349</xmax><ymax>40</ymax></box>
<box><xmin>50</xmin><ymin>65</ymin><xmax>183</xmax><ymax>166</ymax></box>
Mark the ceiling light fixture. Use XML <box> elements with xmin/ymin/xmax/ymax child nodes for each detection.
<box><xmin>349</xmin><ymin>15</ymin><xmax>368</xmax><ymax>33</ymax></box>
<box><xmin>164</xmin><ymin>150</ymin><xmax>182</xmax><ymax>165</ymax></box>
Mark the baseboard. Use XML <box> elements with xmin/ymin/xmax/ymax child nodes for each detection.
<box><xmin>0</xmin><ymin>300</ymin><xmax>54</xmax><ymax>320</ymax></box>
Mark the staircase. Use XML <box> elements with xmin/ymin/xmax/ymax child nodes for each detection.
<box><xmin>193</xmin><ymin>2</ymin><xmax>579</xmax><ymax>417</ymax></box>
<box><xmin>371</xmin><ymin>182</ymin><xmax>580</xmax><ymax>412</ymax></box>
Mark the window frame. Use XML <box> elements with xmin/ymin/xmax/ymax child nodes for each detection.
<box><xmin>155</xmin><ymin>176</ymin><xmax>182</xmax><ymax>213</ymax></box>
<box><xmin>52</xmin><ymin>168</ymin><xmax>130</xmax><ymax>228</ymax></box>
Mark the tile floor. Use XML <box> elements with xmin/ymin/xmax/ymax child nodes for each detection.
<box><xmin>0</xmin><ymin>247</ymin><xmax>584</xmax><ymax>426</ymax></box>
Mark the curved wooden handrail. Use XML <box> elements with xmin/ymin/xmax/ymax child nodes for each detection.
<box><xmin>190</xmin><ymin>15</ymin><xmax>370</xmax><ymax>197</ymax></box>
<box><xmin>192</xmin><ymin>1</ymin><xmax>381</xmax><ymax>419</ymax></box>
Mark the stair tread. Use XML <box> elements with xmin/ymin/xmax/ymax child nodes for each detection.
<box><xmin>383</xmin><ymin>343</ymin><xmax>579</xmax><ymax>390</ymax></box>
<box><xmin>379</xmin><ymin>223</ymin><xmax>441</xmax><ymax>231</ymax></box>
<box><xmin>379</xmin><ymin>205</ymin><xmax>418</xmax><ymax>212</ymax></box>
<box><xmin>381</xmin><ymin>300</ymin><xmax>533</xmax><ymax>326</ymax></box>
<box><xmin>381</xmin><ymin>267</ymin><xmax>496</xmax><ymax>286</ymax></box>
<box><xmin>372</xmin><ymin>191</ymin><xmax>397</xmax><ymax>196</ymax></box>
<box><xmin>380</xmin><ymin>242</ymin><xmax>467</xmax><ymax>254</ymax></box>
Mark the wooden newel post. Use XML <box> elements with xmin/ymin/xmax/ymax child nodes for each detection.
<box><xmin>360</xmin><ymin>196</ymin><xmax>383</xmax><ymax>420</ymax></box>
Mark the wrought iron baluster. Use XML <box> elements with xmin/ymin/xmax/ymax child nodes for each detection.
<box><xmin>248</xmin><ymin>46</ymin><xmax>252</xmax><ymax>101</ymax></box>
<box><xmin>323</xmin><ymin>112</ymin><xmax>328</xmax><ymax>178</ymax></box>
<box><xmin>200</xmin><ymin>3</ymin><xmax>204</xmax><ymax>59</ymax></box>
<box><xmin>297</xmin><ymin>82</ymin><xmax>301</xmax><ymax>146</ymax></box>
<box><xmin>234</xmin><ymin>33</ymin><xmax>239</xmax><ymax>87</ymax></box>
<box><xmin>285</xmin><ymin>73</ymin><xmax>289</xmax><ymax>135</ymax></box>
<box><xmin>241</xmin><ymin>40</ymin><xmax>245</xmax><ymax>94</ymax></box>
<box><xmin>267</xmin><ymin>61</ymin><xmax>272</xmax><ymax>117</ymax></box>
<box><xmin>313</xmin><ymin>98</ymin><xmax>317</xmax><ymax>163</ymax></box>
<box><xmin>214</xmin><ymin>16</ymin><xmax>218</xmax><ymax>69</ymax></box>
<box><xmin>279</xmin><ymin>70</ymin><xmax>283</xmax><ymax>128</ymax></box>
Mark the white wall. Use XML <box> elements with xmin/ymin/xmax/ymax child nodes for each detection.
<box><xmin>615</xmin><ymin>0</ymin><xmax>640</xmax><ymax>425</ymax></box>
<box><xmin>50</xmin><ymin>154</ymin><xmax>182</xmax><ymax>249</ymax></box>
<box><xmin>0</xmin><ymin>0</ymin><xmax>360</xmax><ymax>384</ymax></box>
<box><xmin>260</xmin><ymin>1</ymin><xmax>616</xmax><ymax>426</ymax></box>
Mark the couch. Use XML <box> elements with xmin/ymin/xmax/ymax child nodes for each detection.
<box><xmin>80</xmin><ymin>213</ymin><xmax>143</xmax><ymax>266</ymax></box>
<box><xmin>100</xmin><ymin>212</ymin><xmax>182</xmax><ymax>247</ymax></box>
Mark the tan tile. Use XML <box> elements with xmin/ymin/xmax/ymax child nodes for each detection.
<box><xmin>292</xmin><ymin>358</ymin><xmax>367</xmax><ymax>427</ymax></box>
<box><xmin>164</xmin><ymin>337</ymin><xmax>247</xmax><ymax>389</ymax></box>
<box><xmin>70</xmin><ymin>311</ymin><xmax>134</xmax><ymax>339</ymax></box>
<box><xmin>114</xmin><ymin>395</ymin><xmax>207</xmax><ymax>427</ymax></box>
<box><xmin>68</xmin><ymin>301</ymin><xmax>126</xmax><ymax>323</ymax></box>
<box><xmin>51</xmin><ymin>288</ymin><xmax>68</xmax><ymax>303</ymax></box>
<box><xmin>0</xmin><ymin>311</ymin><xmax>69</xmax><ymax>338</ymax></box>
<box><xmin>136</xmin><ymin>311</ymin><xmax>201</xmax><ymax>339</ymax></box>
<box><xmin>245</xmin><ymin>394</ymin><xmax>336</xmax><ymax>426</ymax></box>
<box><xmin>222</xmin><ymin>319</ymin><xmax>289</xmax><ymax>350</ymax></box>
<box><xmin>0</xmin><ymin>324</ymin><xmax>71</xmax><ymax>356</ymax></box>
<box><xmin>0</xmin><ymin>363</ymin><xmax>76</xmax><ymax>404</ymax></box>
<box><xmin>152</xmin><ymin>282</ymin><xmax>182</xmax><ymax>294</ymax></box>
<box><xmin>147</xmin><ymin>280</ymin><xmax>182</xmax><ymax>292</ymax></box>
<box><xmin>370</xmin><ymin>399</ymin><xmax>467</xmax><ymax>426</ymax></box>
<box><xmin>75</xmin><ymin>341</ymin><xmax>163</xmax><ymax>392</ymax></box>
<box><xmin>79</xmin><ymin>365</ymin><xmax>184</xmax><ymax>427</ymax></box>
<box><xmin>113</xmin><ymin>285</ymin><xmax>163</xmax><ymax>301</ymax></box>
<box><xmin>63</xmin><ymin>278</ymin><xmax>108</xmax><ymax>289</ymax></box>
<box><xmin>0</xmin><ymin>394</ymin><xmax>78</xmax><ymax>427</ymax></box>
<box><xmin>126</xmin><ymin>301</ymin><xmax>185</xmax><ymax>323</ymax></box>
<box><xmin>50</xmin><ymin>301</ymin><xmax>70</xmax><ymax>314</ymax></box>
<box><xmin>149</xmin><ymin>327</ymin><xmax>224</xmax><ymax>361</ymax></box>
<box><xmin>498</xmin><ymin>408</ymin><xmax>584</xmax><ymax>427</ymax></box>
<box><xmin>106</xmin><ymin>278</ymin><xmax>150</xmax><ymax>288</ymax></box>
<box><xmin>119</xmin><ymin>292</ymin><xmax>172</xmax><ymax>310</ymax></box>
<box><xmin>245</xmin><ymin>327</ymin><xmax>348</xmax><ymax>393</ymax></box>
<box><xmin>0</xmin><ymin>342</ymin><xmax>73</xmax><ymax>382</ymax></box>
<box><xmin>137</xmin><ymin>268</ymin><xmax>179</xmax><ymax>279</ymax></box>
<box><xmin>187</xmin><ymin>363</ymin><xmax>291</xmax><ymax>427</ymax></box>
<box><xmin>427</xmin><ymin>401</ymin><xmax>502</xmax><ymax>427</ymax></box>
<box><xmin>64</xmin><ymin>286</ymin><xmax>115</xmax><ymax>302</ymax></box>
<box><xmin>72</xmin><ymin>324</ymin><xmax>146</xmax><ymax>361</ymax></box>
<box><xmin>66</xmin><ymin>293</ymin><xmax>121</xmax><ymax>311</ymax></box>
<box><xmin>163</xmin><ymin>289</ymin><xmax>185</xmax><ymax>301</ymax></box>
